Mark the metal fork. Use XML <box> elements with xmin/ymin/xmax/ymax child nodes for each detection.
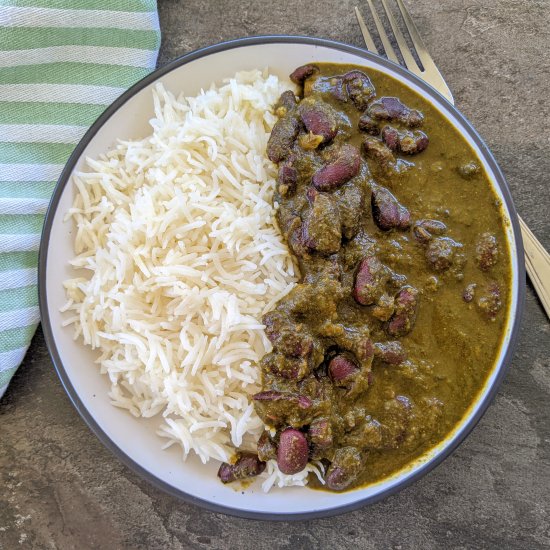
<box><xmin>355</xmin><ymin>0</ymin><xmax>453</xmax><ymax>103</ymax></box>
<box><xmin>355</xmin><ymin>0</ymin><xmax>550</xmax><ymax>320</ymax></box>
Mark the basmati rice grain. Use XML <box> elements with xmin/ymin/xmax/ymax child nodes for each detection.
<box><xmin>63</xmin><ymin>70</ymin><xmax>315</xmax><ymax>491</ymax></box>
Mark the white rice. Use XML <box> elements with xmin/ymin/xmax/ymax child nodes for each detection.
<box><xmin>62</xmin><ymin>70</ymin><xmax>324</xmax><ymax>490</ymax></box>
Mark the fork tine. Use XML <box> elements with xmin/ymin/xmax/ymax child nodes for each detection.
<box><xmin>365</xmin><ymin>0</ymin><xmax>400</xmax><ymax>64</ymax></box>
<box><xmin>354</xmin><ymin>6</ymin><xmax>380</xmax><ymax>54</ymax></box>
<box><xmin>395</xmin><ymin>0</ymin><xmax>454</xmax><ymax>103</ymax></box>
<box><xmin>395</xmin><ymin>0</ymin><xmax>434</xmax><ymax>68</ymax></box>
<box><xmin>379</xmin><ymin>0</ymin><xmax>421</xmax><ymax>73</ymax></box>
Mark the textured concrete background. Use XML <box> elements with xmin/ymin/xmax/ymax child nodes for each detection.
<box><xmin>1</xmin><ymin>0</ymin><xmax>549</xmax><ymax>548</ymax></box>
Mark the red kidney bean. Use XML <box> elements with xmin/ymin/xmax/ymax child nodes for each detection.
<box><xmin>278</xmin><ymin>161</ymin><xmax>298</xmax><ymax>196</ymax></box>
<box><xmin>386</xmin><ymin>286</ymin><xmax>419</xmax><ymax>337</ymax></box>
<box><xmin>371</xmin><ymin>186</ymin><xmax>411</xmax><ymax>231</ymax></box>
<box><xmin>374</xmin><ymin>341</ymin><xmax>407</xmax><ymax>365</ymax></box>
<box><xmin>328</xmin><ymin>354</ymin><xmax>359</xmax><ymax>386</ymax></box>
<box><xmin>266</xmin><ymin>116</ymin><xmax>300</xmax><ymax>163</ymax></box>
<box><xmin>325</xmin><ymin>447</ymin><xmax>364</xmax><ymax>491</ymax></box>
<box><xmin>302</xmin><ymin>192</ymin><xmax>342</xmax><ymax>255</ymax></box>
<box><xmin>312</xmin><ymin>144</ymin><xmax>361</xmax><ymax>191</ymax></box>
<box><xmin>309</xmin><ymin>417</ymin><xmax>333</xmax><ymax>450</ymax></box>
<box><xmin>475</xmin><ymin>232</ymin><xmax>499</xmax><ymax>271</ymax></box>
<box><xmin>217</xmin><ymin>453</ymin><xmax>266</xmax><ymax>484</ymax></box>
<box><xmin>382</xmin><ymin>395</ymin><xmax>413</xmax><ymax>448</ymax></box>
<box><xmin>358</xmin><ymin>113</ymin><xmax>380</xmax><ymax>135</ymax></box>
<box><xmin>263</xmin><ymin>350</ymin><xmax>312</xmax><ymax>380</ymax></box>
<box><xmin>477</xmin><ymin>282</ymin><xmax>502</xmax><ymax>319</ymax></box>
<box><xmin>257</xmin><ymin>431</ymin><xmax>278</xmax><ymax>462</ymax></box>
<box><xmin>267</xmin><ymin>326</ymin><xmax>314</xmax><ymax>360</ymax></box>
<box><xmin>367</xmin><ymin>97</ymin><xmax>424</xmax><ymax>127</ymax></box>
<box><xmin>381</xmin><ymin>126</ymin><xmax>429</xmax><ymax>154</ymax></box>
<box><xmin>362</xmin><ymin>136</ymin><xmax>395</xmax><ymax>167</ymax></box>
<box><xmin>288</xmin><ymin>222</ymin><xmax>308</xmax><ymax>258</ymax></box>
<box><xmin>335</xmin><ymin>183</ymin><xmax>364</xmax><ymax>240</ymax></box>
<box><xmin>399</xmin><ymin>130</ymin><xmax>429</xmax><ymax>154</ymax></box>
<box><xmin>290</xmin><ymin>64</ymin><xmax>319</xmax><ymax>86</ymax></box>
<box><xmin>276</xmin><ymin>90</ymin><xmax>298</xmax><ymax>112</ymax></box>
<box><xmin>425</xmin><ymin>237</ymin><xmax>460</xmax><ymax>272</ymax></box>
<box><xmin>277</xmin><ymin>428</ymin><xmax>309</xmax><ymax>474</ymax></box>
<box><xmin>287</xmin><ymin>335</ymin><xmax>314</xmax><ymax>358</ymax></box>
<box><xmin>343</xmin><ymin>70</ymin><xmax>376</xmax><ymax>110</ymax></box>
<box><xmin>413</xmin><ymin>219</ymin><xmax>447</xmax><ymax>244</ymax></box>
<box><xmin>262</xmin><ymin>311</ymin><xmax>283</xmax><ymax>342</ymax></box>
<box><xmin>298</xmin><ymin>99</ymin><xmax>338</xmax><ymax>143</ymax></box>
<box><xmin>353</xmin><ymin>256</ymin><xmax>387</xmax><ymax>306</ymax></box>
<box><xmin>381</xmin><ymin>125</ymin><xmax>400</xmax><ymax>150</ymax></box>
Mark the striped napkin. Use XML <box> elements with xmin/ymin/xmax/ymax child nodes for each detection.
<box><xmin>0</xmin><ymin>0</ymin><xmax>161</xmax><ymax>398</ymax></box>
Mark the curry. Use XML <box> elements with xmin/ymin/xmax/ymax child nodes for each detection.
<box><xmin>217</xmin><ymin>63</ymin><xmax>511</xmax><ymax>491</ymax></box>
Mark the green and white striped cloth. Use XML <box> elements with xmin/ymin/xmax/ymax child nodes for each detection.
<box><xmin>0</xmin><ymin>0</ymin><xmax>161</xmax><ymax>398</ymax></box>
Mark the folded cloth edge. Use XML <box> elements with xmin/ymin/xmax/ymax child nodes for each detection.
<box><xmin>0</xmin><ymin>0</ymin><xmax>161</xmax><ymax>399</ymax></box>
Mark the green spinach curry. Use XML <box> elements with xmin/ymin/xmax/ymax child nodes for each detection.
<box><xmin>217</xmin><ymin>63</ymin><xmax>512</xmax><ymax>491</ymax></box>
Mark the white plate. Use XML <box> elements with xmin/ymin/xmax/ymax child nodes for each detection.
<box><xmin>39</xmin><ymin>37</ymin><xmax>525</xmax><ymax>520</ymax></box>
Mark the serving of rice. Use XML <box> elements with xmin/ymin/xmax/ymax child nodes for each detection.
<box><xmin>62</xmin><ymin>70</ymin><xmax>324</xmax><ymax>491</ymax></box>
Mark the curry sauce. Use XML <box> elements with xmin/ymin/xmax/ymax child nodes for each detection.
<box><xmin>217</xmin><ymin>63</ymin><xmax>511</xmax><ymax>491</ymax></box>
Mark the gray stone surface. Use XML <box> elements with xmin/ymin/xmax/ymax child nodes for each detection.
<box><xmin>1</xmin><ymin>0</ymin><xmax>549</xmax><ymax>548</ymax></box>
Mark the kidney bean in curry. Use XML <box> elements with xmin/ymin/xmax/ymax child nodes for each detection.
<box><xmin>217</xmin><ymin>63</ymin><xmax>511</xmax><ymax>491</ymax></box>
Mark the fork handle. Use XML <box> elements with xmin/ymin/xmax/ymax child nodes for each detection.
<box><xmin>519</xmin><ymin>215</ymin><xmax>550</xmax><ymax>319</ymax></box>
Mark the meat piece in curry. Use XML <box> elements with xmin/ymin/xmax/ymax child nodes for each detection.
<box><xmin>217</xmin><ymin>63</ymin><xmax>511</xmax><ymax>492</ymax></box>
